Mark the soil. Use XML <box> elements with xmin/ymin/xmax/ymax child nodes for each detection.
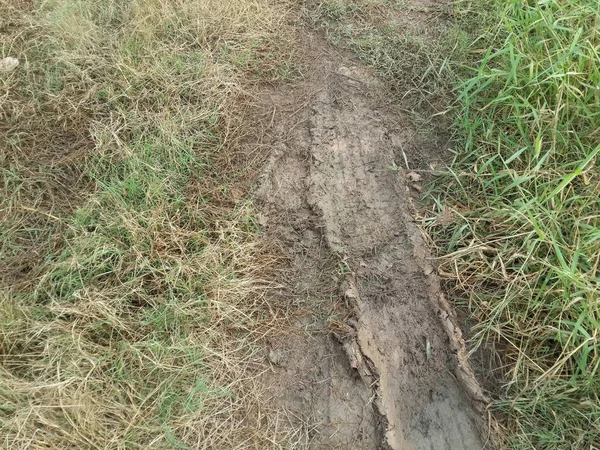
<box><xmin>251</xmin><ymin>24</ymin><xmax>493</xmax><ymax>450</ymax></box>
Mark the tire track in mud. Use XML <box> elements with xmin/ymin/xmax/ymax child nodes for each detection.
<box><xmin>255</xmin><ymin>38</ymin><xmax>489</xmax><ymax>449</ymax></box>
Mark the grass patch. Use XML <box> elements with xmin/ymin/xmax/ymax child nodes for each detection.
<box><xmin>424</xmin><ymin>0</ymin><xmax>600</xmax><ymax>448</ymax></box>
<box><xmin>1</xmin><ymin>0</ymin><xmax>298</xmax><ymax>448</ymax></box>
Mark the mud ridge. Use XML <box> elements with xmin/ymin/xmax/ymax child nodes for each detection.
<box><xmin>254</xmin><ymin>36</ymin><xmax>490</xmax><ymax>449</ymax></box>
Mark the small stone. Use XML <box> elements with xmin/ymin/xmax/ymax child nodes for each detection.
<box><xmin>0</xmin><ymin>57</ymin><xmax>19</xmax><ymax>73</ymax></box>
<box><xmin>344</xmin><ymin>287</ymin><xmax>359</xmax><ymax>300</ymax></box>
<box><xmin>268</xmin><ymin>348</ymin><xmax>284</xmax><ymax>366</ymax></box>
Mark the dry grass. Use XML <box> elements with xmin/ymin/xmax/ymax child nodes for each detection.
<box><xmin>1</xmin><ymin>0</ymin><xmax>300</xmax><ymax>448</ymax></box>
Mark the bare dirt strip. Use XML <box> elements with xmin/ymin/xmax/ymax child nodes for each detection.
<box><xmin>252</xmin><ymin>33</ymin><xmax>492</xmax><ymax>449</ymax></box>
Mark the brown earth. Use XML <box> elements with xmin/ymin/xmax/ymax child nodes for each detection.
<box><xmin>250</xmin><ymin>29</ymin><xmax>494</xmax><ymax>449</ymax></box>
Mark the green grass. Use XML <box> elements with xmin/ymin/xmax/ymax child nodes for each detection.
<box><xmin>425</xmin><ymin>0</ymin><xmax>600</xmax><ymax>448</ymax></box>
<box><xmin>0</xmin><ymin>0</ymin><xmax>297</xmax><ymax>448</ymax></box>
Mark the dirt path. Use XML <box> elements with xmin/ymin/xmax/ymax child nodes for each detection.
<box><xmin>253</xmin><ymin>34</ymin><xmax>490</xmax><ymax>449</ymax></box>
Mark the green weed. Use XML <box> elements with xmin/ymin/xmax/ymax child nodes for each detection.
<box><xmin>426</xmin><ymin>0</ymin><xmax>600</xmax><ymax>447</ymax></box>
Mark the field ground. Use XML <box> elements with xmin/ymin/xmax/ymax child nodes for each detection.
<box><xmin>2</xmin><ymin>0</ymin><xmax>599</xmax><ymax>449</ymax></box>
<box><xmin>1</xmin><ymin>0</ymin><xmax>300</xmax><ymax>448</ymax></box>
<box><xmin>308</xmin><ymin>0</ymin><xmax>600</xmax><ymax>447</ymax></box>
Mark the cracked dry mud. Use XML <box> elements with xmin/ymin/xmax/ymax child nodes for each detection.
<box><xmin>254</xmin><ymin>36</ymin><xmax>490</xmax><ymax>449</ymax></box>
